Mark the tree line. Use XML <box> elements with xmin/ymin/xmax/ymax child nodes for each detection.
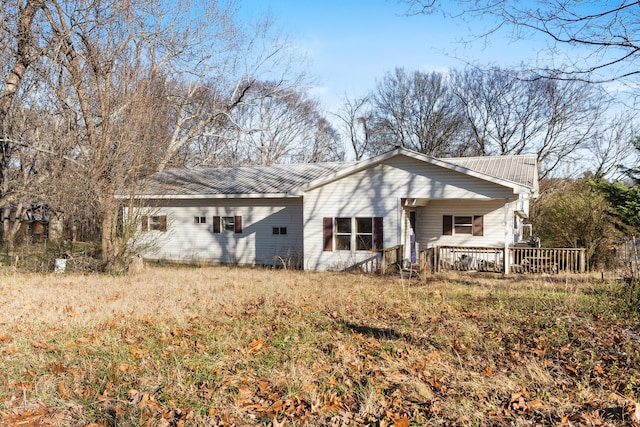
<box><xmin>1</xmin><ymin>0</ymin><xmax>638</xmax><ymax>270</ymax></box>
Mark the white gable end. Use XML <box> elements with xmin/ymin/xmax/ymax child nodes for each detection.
<box><xmin>302</xmin><ymin>154</ymin><xmax>527</xmax><ymax>271</ymax></box>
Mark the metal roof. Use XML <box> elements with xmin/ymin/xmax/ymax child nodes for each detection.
<box><xmin>444</xmin><ymin>155</ymin><xmax>538</xmax><ymax>189</ymax></box>
<box><xmin>136</xmin><ymin>150</ymin><xmax>538</xmax><ymax>198</ymax></box>
<box><xmin>139</xmin><ymin>162</ymin><xmax>348</xmax><ymax>196</ymax></box>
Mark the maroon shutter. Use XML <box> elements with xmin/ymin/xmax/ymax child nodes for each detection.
<box><xmin>141</xmin><ymin>216</ymin><xmax>148</xmax><ymax>232</ymax></box>
<box><xmin>443</xmin><ymin>215</ymin><xmax>452</xmax><ymax>236</ymax></box>
<box><xmin>213</xmin><ymin>216</ymin><xmax>221</xmax><ymax>233</ymax></box>
<box><xmin>473</xmin><ymin>215</ymin><xmax>483</xmax><ymax>236</ymax></box>
<box><xmin>323</xmin><ymin>217</ymin><xmax>333</xmax><ymax>251</ymax></box>
<box><xmin>234</xmin><ymin>216</ymin><xmax>242</xmax><ymax>233</ymax></box>
<box><xmin>160</xmin><ymin>215</ymin><xmax>167</xmax><ymax>232</ymax></box>
<box><xmin>373</xmin><ymin>217</ymin><xmax>384</xmax><ymax>251</ymax></box>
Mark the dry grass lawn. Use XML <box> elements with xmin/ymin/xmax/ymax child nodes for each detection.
<box><xmin>1</xmin><ymin>266</ymin><xmax>640</xmax><ymax>426</ymax></box>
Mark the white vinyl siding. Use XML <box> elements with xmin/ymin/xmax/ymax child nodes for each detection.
<box><xmin>416</xmin><ymin>199</ymin><xmax>512</xmax><ymax>247</ymax></box>
<box><xmin>303</xmin><ymin>155</ymin><xmax>518</xmax><ymax>270</ymax></box>
<box><xmin>132</xmin><ymin>198</ymin><xmax>303</xmax><ymax>266</ymax></box>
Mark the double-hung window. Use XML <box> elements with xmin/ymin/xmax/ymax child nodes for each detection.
<box><xmin>443</xmin><ymin>215</ymin><xmax>483</xmax><ymax>236</ymax></box>
<box><xmin>454</xmin><ymin>216</ymin><xmax>473</xmax><ymax>235</ymax></box>
<box><xmin>141</xmin><ymin>215</ymin><xmax>167</xmax><ymax>232</ymax></box>
<box><xmin>213</xmin><ymin>216</ymin><xmax>243</xmax><ymax>234</ymax></box>
<box><xmin>323</xmin><ymin>217</ymin><xmax>383</xmax><ymax>252</ymax></box>
<box><xmin>222</xmin><ymin>216</ymin><xmax>235</xmax><ymax>232</ymax></box>
<box><xmin>334</xmin><ymin>218</ymin><xmax>352</xmax><ymax>251</ymax></box>
<box><xmin>355</xmin><ymin>217</ymin><xmax>373</xmax><ymax>250</ymax></box>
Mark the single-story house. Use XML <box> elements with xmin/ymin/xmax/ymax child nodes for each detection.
<box><xmin>124</xmin><ymin>147</ymin><xmax>538</xmax><ymax>272</ymax></box>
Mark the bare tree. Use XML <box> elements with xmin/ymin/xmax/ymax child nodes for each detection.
<box><xmin>403</xmin><ymin>1</ymin><xmax>640</xmax><ymax>85</ymax></box>
<box><xmin>535</xmin><ymin>76</ymin><xmax>607</xmax><ymax>178</ymax></box>
<box><xmin>452</xmin><ymin>67</ymin><xmax>606</xmax><ymax>178</ymax></box>
<box><xmin>452</xmin><ymin>67</ymin><xmax>530</xmax><ymax>156</ymax></box>
<box><xmin>303</xmin><ymin>116</ymin><xmax>345</xmax><ymax>163</ymax></box>
<box><xmin>588</xmin><ymin>113</ymin><xmax>639</xmax><ymax>180</ymax></box>
<box><xmin>0</xmin><ymin>0</ymin><xmax>45</xmax><ymax>124</ymax></box>
<box><xmin>369</xmin><ymin>68</ymin><xmax>465</xmax><ymax>156</ymax></box>
<box><xmin>335</xmin><ymin>95</ymin><xmax>373</xmax><ymax>160</ymax></box>
<box><xmin>0</xmin><ymin>101</ymin><xmax>52</xmax><ymax>248</ymax></box>
<box><xmin>243</xmin><ymin>82</ymin><xmax>317</xmax><ymax>165</ymax></box>
<box><xmin>186</xmin><ymin>81</ymin><xmax>342</xmax><ymax>167</ymax></box>
<box><xmin>3</xmin><ymin>0</ymin><xmax>303</xmax><ymax>269</ymax></box>
<box><xmin>0</xmin><ymin>0</ymin><xmax>49</xmax><ymax>247</ymax></box>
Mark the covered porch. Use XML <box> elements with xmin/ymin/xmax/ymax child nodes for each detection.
<box><xmin>398</xmin><ymin>195</ymin><xmax>531</xmax><ymax>273</ymax></box>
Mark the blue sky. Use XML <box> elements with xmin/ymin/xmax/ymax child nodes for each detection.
<box><xmin>238</xmin><ymin>0</ymin><xmax>546</xmax><ymax>112</ymax></box>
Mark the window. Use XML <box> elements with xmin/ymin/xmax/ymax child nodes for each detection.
<box><xmin>142</xmin><ymin>215</ymin><xmax>167</xmax><ymax>232</ymax></box>
<box><xmin>213</xmin><ymin>216</ymin><xmax>243</xmax><ymax>234</ymax></box>
<box><xmin>454</xmin><ymin>216</ymin><xmax>473</xmax><ymax>235</ymax></box>
<box><xmin>194</xmin><ymin>216</ymin><xmax>206</xmax><ymax>224</ymax></box>
<box><xmin>272</xmin><ymin>227</ymin><xmax>287</xmax><ymax>235</ymax></box>
<box><xmin>443</xmin><ymin>215</ymin><xmax>483</xmax><ymax>236</ymax></box>
<box><xmin>335</xmin><ymin>217</ymin><xmax>351</xmax><ymax>250</ymax></box>
<box><xmin>150</xmin><ymin>216</ymin><xmax>165</xmax><ymax>231</ymax></box>
<box><xmin>323</xmin><ymin>217</ymin><xmax>383</xmax><ymax>252</ymax></box>
<box><xmin>356</xmin><ymin>217</ymin><xmax>373</xmax><ymax>250</ymax></box>
<box><xmin>222</xmin><ymin>216</ymin><xmax>235</xmax><ymax>232</ymax></box>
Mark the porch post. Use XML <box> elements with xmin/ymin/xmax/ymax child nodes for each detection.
<box><xmin>504</xmin><ymin>198</ymin><xmax>510</xmax><ymax>275</ymax></box>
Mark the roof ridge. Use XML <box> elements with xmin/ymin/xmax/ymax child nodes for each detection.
<box><xmin>161</xmin><ymin>161</ymin><xmax>351</xmax><ymax>172</ymax></box>
<box><xmin>445</xmin><ymin>154</ymin><xmax>537</xmax><ymax>161</ymax></box>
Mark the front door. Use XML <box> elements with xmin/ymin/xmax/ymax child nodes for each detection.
<box><xmin>409</xmin><ymin>210</ymin><xmax>416</xmax><ymax>264</ymax></box>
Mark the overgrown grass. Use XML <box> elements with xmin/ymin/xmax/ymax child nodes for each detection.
<box><xmin>1</xmin><ymin>267</ymin><xmax>640</xmax><ymax>426</ymax></box>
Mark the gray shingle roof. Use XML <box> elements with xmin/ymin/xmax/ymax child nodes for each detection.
<box><xmin>140</xmin><ymin>162</ymin><xmax>348</xmax><ymax>196</ymax></box>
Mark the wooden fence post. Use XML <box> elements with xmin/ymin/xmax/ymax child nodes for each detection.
<box><xmin>380</xmin><ymin>250</ymin><xmax>387</xmax><ymax>275</ymax></box>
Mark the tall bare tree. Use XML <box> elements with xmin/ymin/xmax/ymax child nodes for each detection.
<box><xmin>588</xmin><ymin>113</ymin><xmax>639</xmax><ymax>180</ymax></box>
<box><xmin>303</xmin><ymin>116</ymin><xmax>344</xmax><ymax>163</ymax></box>
<box><xmin>0</xmin><ymin>0</ymin><xmax>49</xmax><ymax>247</ymax></box>
<box><xmin>452</xmin><ymin>67</ymin><xmax>606</xmax><ymax>178</ymax></box>
<box><xmin>0</xmin><ymin>0</ymin><xmax>304</xmax><ymax>268</ymax></box>
<box><xmin>179</xmin><ymin>81</ymin><xmax>343</xmax><ymax>167</ymax></box>
<box><xmin>335</xmin><ymin>95</ymin><xmax>373</xmax><ymax>160</ymax></box>
<box><xmin>369</xmin><ymin>68</ymin><xmax>465</xmax><ymax>156</ymax></box>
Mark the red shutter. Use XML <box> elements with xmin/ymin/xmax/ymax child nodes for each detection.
<box><xmin>213</xmin><ymin>216</ymin><xmax>221</xmax><ymax>233</ymax></box>
<box><xmin>473</xmin><ymin>215</ymin><xmax>483</xmax><ymax>236</ymax></box>
<box><xmin>160</xmin><ymin>215</ymin><xmax>167</xmax><ymax>232</ymax></box>
<box><xmin>373</xmin><ymin>217</ymin><xmax>384</xmax><ymax>251</ymax></box>
<box><xmin>234</xmin><ymin>216</ymin><xmax>242</xmax><ymax>233</ymax></box>
<box><xmin>443</xmin><ymin>215</ymin><xmax>452</xmax><ymax>236</ymax></box>
<box><xmin>323</xmin><ymin>217</ymin><xmax>333</xmax><ymax>251</ymax></box>
<box><xmin>141</xmin><ymin>216</ymin><xmax>148</xmax><ymax>232</ymax></box>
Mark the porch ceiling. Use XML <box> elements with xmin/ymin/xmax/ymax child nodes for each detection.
<box><xmin>403</xmin><ymin>198</ymin><xmax>430</xmax><ymax>207</ymax></box>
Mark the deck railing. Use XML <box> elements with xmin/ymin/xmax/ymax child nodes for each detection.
<box><xmin>435</xmin><ymin>246</ymin><xmax>504</xmax><ymax>273</ymax></box>
<box><xmin>425</xmin><ymin>246</ymin><xmax>586</xmax><ymax>274</ymax></box>
<box><xmin>510</xmin><ymin>247</ymin><xmax>586</xmax><ymax>274</ymax></box>
<box><xmin>379</xmin><ymin>245</ymin><xmax>403</xmax><ymax>275</ymax></box>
